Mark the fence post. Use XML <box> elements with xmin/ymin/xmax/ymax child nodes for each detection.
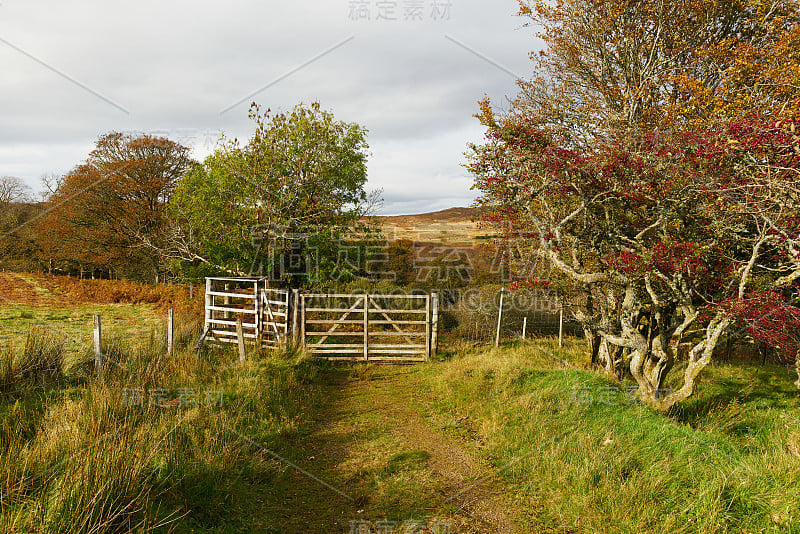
<box><xmin>93</xmin><ymin>315</ymin><xmax>103</xmax><ymax>376</ymax></box>
<box><xmin>430</xmin><ymin>292</ymin><xmax>439</xmax><ymax>358</ymax></box>
<box><xmin>236</xmin><ymin>318</ymin><xmax>247</xmax><ymax>363</ymax></box>
<box><xmin>224</xmin><ymin>283</ymin><xmax>231</xmax><ymax>319</ymax></box>
<box><xmin>363</xmin><ymin>295</ymin><xmax>369</xmax><ymax>361</ymax></box>
<box><xmin>292</xmin><ymin>289</ymin><xmax>300</xmax><ymax>344</ymax></box>
<box><xmin>558</xmin><ymin>299</ymin><xmax>564</xmax><ymax>348</ymax></box>
<box><xmin>254</xmin><ymin>280</ymin><xmax>261</xmax><ymax>344</ymax></box>
<box><xmin>495</xmin><ymin>287</ymin><xmax>505</xmax><ymax>347</ymax></box>
<box><xmin>189</xmin><ymin>283</ymin><xmax>193</xmax><ymax>300</ymax></box>
<box><xmin>203</xmin><ymin>278</ymin><xmax>212</xmax><ymax>340</ymax></box>
<box><xmin>522</xmin><ymin>316</ymin><xmax>527</xmax><ymax>340</ymax></box>
<box><xmin>167</xmin><ymin>308</ymin><xmax>174</xmax><ymax>355</ymax></box>
<box><xmin>300</xmin><ymin>293</ymin><xmax>306</xmax><ymax>347</ymax></box>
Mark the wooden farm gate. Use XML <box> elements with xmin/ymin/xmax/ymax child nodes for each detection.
<box><xmin>300</xmin><ymin>293</ymin><xmax>438</xmax><ymax>361</ymax></box>
<box><xmin>203</xmin><ymin>277</ymin><xmax>290</xmax><ymax>348</ymax></box>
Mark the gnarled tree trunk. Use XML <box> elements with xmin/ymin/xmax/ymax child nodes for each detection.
<box><xmin>795</xmin><ymin>352</ymin><xmax>800</xmax><ymax>389</ymax></box>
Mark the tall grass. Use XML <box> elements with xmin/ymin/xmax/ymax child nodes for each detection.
<box><xmin>423</xmin><ymin>339</ymin><xmax>800</xmax><ymax>533</ymax></box>
<box><xmin>0</xmin><ymin>324</ymin><xmax>323</xmax><ymax>533</ymax></box>
<box><xmin>1</xmin><ymin>330</ymin><xmax>65</xmax><ymax>399</ymax></box>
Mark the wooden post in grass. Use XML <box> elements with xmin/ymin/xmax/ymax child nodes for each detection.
<box><xmin>522</xmin><ymin>316</ymin><xmax>527</xmax><ymax>340</ymax></box>
<box><xmin>93</xmin><ymin>315</ymin><xmax>103</xmax><ymax>376</ymax></box>
<box><xmin>495</xmin><ymin>287</ymin><xmax>505</xmax><ymax>347</ymax></box>
<box><xmin>167</xmin><ymin>308</ymin><xmax>174</xmax><ymax>355</ymax></box>
<box><xmin>236</xmin><ymin>319</ymin><xmax>247</xmax><ymax>363</ymax></box>
<box><xmin>558</xmin><ymin>299</ymin><xmax>564</xmax><ymax>348</ymax></box>
<box><xmin>189</xmin><ymin>283</ymin><xmax>193</xmax><ymax>300</ymax></box>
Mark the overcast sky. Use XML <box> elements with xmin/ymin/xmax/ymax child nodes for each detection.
<box><xmin>0</xmin><ymin>0</ymin><xmax>541</xmax><ymax>214</ymax></box>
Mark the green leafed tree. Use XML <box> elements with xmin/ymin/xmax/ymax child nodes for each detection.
<box><xmin>164</xmin><ymin>102</ymin><xmax>381</xmax><ymax>285</ymax></box>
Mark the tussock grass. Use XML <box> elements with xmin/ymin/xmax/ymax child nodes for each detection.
<box><xmin>422</xmin><ymin>338</ymin><xmax>800</xmax><ymax>533</ymax></box>
<box><xmin>1</xmin><ymin>330</ymin><xmax>65</xmax><ymax>398</ymax></box>
<box><xmin>0</xmin><ymin>325</ymin><xmax>323</xmax><ymax>533</ymax></box>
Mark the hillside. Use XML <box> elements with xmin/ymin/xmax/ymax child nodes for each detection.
<box><xmin>375</xmin><ymin>207</ymin><xmax>496</xmax><ymax>243</ymax></box>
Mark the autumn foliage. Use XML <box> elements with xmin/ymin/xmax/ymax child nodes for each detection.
<box><xmin>471</xmin><ymin>107</ymin><xmax>800</xmax><ymax>408</ymax></box>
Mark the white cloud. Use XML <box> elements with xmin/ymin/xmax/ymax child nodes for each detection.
<box><xmin>0</xmin><ymin>0</ymin><xmax>541</xmax><ymax>214</ymax></box>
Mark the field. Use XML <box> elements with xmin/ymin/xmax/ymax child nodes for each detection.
<box><xmin>1</xmin><ymin>272</ymin><xmax>800</xmax><ymax>533</ymax></box>
<box><xmin>0</xmin><ymin>273</ymin><xmax>199</xmax><ymax>354</ymax></box>
<box><xmin>376</xmin><ymin>207</ymin><xmax>493</xmax><ymax>244</ymax></box>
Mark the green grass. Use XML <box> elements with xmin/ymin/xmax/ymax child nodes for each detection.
<box><xmin>0</xmin><ymin>304</ymin><xmax>171</xmax><ymax>356</ymax></box>
<box><xmin>0</xmin><ymin>324</ymin><xmax>324</xmax><ymax>534</ymax></box>
<box><xmin>421</xmin><ymin>338</ymin><xmax>800</xmax><ymax>533</ymax></box>
<box><xmin>3</xmin><ymin>308</ymin><xmax>800</xmax><ymax>533</ymax></box>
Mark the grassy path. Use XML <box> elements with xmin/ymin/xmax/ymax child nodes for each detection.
<box><xmin>254</xmin><ymin>364</ymin><xmax>528</xmax><ymax>533</ymax></box>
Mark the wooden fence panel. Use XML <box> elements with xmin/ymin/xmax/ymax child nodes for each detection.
<box><xmin>203</xmin><ymin>280</ymin><xmax>437</xmax><ymax>361</ymax></box>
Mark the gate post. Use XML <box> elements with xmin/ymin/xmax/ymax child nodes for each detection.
<box><xmin>430</xmin><ymin>292</ymin><xmax>439</xmax><ymax>358</ymax></box>
<box><xmin>254</xmin><ymin>280</ymin><xmax>261</xmax><ymax>345</ymax></box>
<box><xmin>202</xmin><ymin>278</ymin><xmax>212</xmax><ymax>341</ymax></box>
<box><xmin>363</xmin><ymin>295</ymin><xmax>369</xmax><ymax>361</ymax></box>
<box><xmin>292</xmin><ymin>289</ymin><xmax>300</xmax><ymax>344</ymax></box>
<box><xmin>300</xmin><ymin>293</ymin><xmax>306</xmax><ymax>348</ymax></box>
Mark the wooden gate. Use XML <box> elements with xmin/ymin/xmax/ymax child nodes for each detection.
<box><xmin>300</xmin><ymin>293</ymin><xmax>435</xmax><ymax>361</ymax></box>
<box><xmin>203</xmin><ymin>279</ymin><xmax>438</xmax><ymax>360</ymax></box>
<box><xmin>203</xmin><ymin>278</ymin><xmax>290</xmax><ymax>348</ymax></box>
<box><xmin>260</xmin><ymin>288</ymin><xmax>290</xmax><ymax>347</ymax></box>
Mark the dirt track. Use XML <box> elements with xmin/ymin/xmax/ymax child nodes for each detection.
<box><xmin>256</xmin><ymin>367</ymin><xmax>527</xmax><ymax>533</ymax></box>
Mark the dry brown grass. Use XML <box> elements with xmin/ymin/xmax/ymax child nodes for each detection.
<box><xmin>38</xmin><ymin>274</ymin><xmax>203</xmax><ymax>315</ymax></box>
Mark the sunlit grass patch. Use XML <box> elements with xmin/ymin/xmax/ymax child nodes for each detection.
<box><xmin>421</xmin><ymin>339</ymin><xmax>800</xmax><ymax>533</ymax></box>
<box><xmin>0</xmin><ymin>326</ymin><xmax>325</xmax><ymax>533</ymax></box>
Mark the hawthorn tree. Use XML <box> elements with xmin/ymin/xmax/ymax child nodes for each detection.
<box><xmin>163</xmin><ymin>102</ymin><xmax>380</xmax><ymax>284</ymax></box>
<box><xmin>471</xmin><ymin>0</ymin><xmax>800</xmax><ymax>408</ymax></box>
<box><xmin>470</xmin><ymin>113</ymin><xmax>800</xmax><ymax>409</ymax></box>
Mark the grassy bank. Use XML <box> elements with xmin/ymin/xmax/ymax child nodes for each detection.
<box><xmin>422</xmin><ymin>339</ymin><xmax>800</xmax><ymax>533</ymax></box>
<box><xmin>0</xmin><ymin>325</ymin><xmax>322</xmax><ymax>533</ymax></box>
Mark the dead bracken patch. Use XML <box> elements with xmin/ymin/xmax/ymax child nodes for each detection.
<box><xmin>0</xmin><ymin>273</ymin><xmax>65</xmax><ymax>306</ymax></box>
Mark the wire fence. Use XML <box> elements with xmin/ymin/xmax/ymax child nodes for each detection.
<box><xmin>437</xmin><ymin>287</ymin><xmax>583</xmax><ymax>346</ymax></box>
<box><xmin>0</xmin><ymin>309</ymin><xmax>198</xmax><ymax>357</ymax></box>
